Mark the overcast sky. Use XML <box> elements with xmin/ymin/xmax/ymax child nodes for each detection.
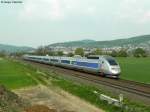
<box><xmin>0</xmin><ymin>0</ymin><xmax>150</xmax><ymax>48</ymax></box>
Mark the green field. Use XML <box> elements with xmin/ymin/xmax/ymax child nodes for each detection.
<box><xmin>117</xmin><ymin>57</ymin><xmax>150</xmax><ymax>84</ymax></box>
<box><xmin>0</xmin><ymin>58</ymin><xmax>37</xmax><ymax>89</ymax></box>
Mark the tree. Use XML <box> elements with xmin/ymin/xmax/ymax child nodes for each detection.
<box><xmin>93</xmin><ymin>48</ymin><xmax>102</xmax><ymax>55</ymax></box>
<box><xmin>0</xmin><ymin>50</ymin><xmax>6</xmax><ymax>57</ymax></box>
<box><xmin>10</xmin><ymin>52</ymin><xmax>26</xmax><ymax>57</ymax></box>
<box><xmin>48</xmin><ymin>51</ymin><xmax>55</xmax><ymax>56</ymax></box>
<box><xmin>111</xmin><ymin>50</ymin><xmax>118</xmax><ymax>57</ymax></box>
<box><xmin>134</xmin><ymin>48</ymin><xmax>147</xmax><ymax>57</ymax></box>
<box><xmin>57</xmin><ymin>51</ymin><xmax>64</xmax><ymax>56</ymax></box>
<box><xmin>35</xmin><ymin>46</ymin><xmax>44</xmax><ymax>55</ymax></box>
<box><xmin>35</xmin><ymin>46</ymin><xmax>49</xmax><ymax>55</ymax></box>
<box><xmin>118</xmin><ymin>49</ymin><xmax>128</xmax><ymax>57</ymax></box>
<box><xmin>75</xmin><ymin>48</ymin><xmax>84</xmax><ymax>57</ymax></box>
<box><xmin>67</xmin><ymin>52</ymin><xmax>74</xmax><ymax>57</ymax></box>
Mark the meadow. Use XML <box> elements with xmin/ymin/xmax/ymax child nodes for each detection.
<box><xmin>0</xmin><ymin>58</ymin><xmax>37</xmax><ymax>89</ymax></box>
<box><xmin>117</xmin><ymin>57</ymin><xmax>150</xmax><ymax>84</ymax></box>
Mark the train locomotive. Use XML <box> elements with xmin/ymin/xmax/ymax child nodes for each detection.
<box><xmin>23</xmin><ymin>55</ymin><xmax>121</xmax><ymax>78</ymax></box>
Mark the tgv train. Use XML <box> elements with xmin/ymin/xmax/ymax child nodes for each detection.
<box><xmin>23</xmin><ymin>55</ymin><xmax>121</xmax><ymax>78</ymax></box>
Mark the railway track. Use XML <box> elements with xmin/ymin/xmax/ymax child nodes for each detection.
<box><xmin>22</xmin><ymin>60</ymin><xmax>150</xmax><ymax>104</ymax></box>
<box><xmin>47</xmin><ymin>65</ymin><xmax>150</xmax><ymax>98</ymax></box>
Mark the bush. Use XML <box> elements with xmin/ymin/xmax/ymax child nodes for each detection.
<box><xmin>67</xmin><ymin>52</ymin><xmax>74</xmax><ymax>57</ymax></box>
<box><xmin>111</xmin><ymin>50</ymin><xmax>118</xmax><ymax>57</ymax></box>
<box><xmin>118</xmin><ymin>49</ymin><xmax>128</xmax><ymax>57</ymax></box>
<box><xmin>111</xmin><ymin>49</ymin><xmax>128</xmax><ymax>57</ymax></box>
<box><xmin>133</xmin><ymin>48</ymin><xmax>147</xmax><ymax>57</ymax></box>
<box><xmin>57</xmin><ymin>51</ymin><xmax>64</xmax><ymax>56</ymax></box>
<box><xmin>93</xmin><ymin>48</ymin><xmax>102</xmax><ymax>55</ymax></box>
<box><xmin>0</xmin><ymin>50</ymin><xmax>6</xmax><ymax>57</ymax></box>
<box><xmin>75</xmin><ymin>48</ymin><xmax>84</xmax><ymax>56</ymax></box>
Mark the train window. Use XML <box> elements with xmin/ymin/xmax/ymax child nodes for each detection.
<box><xmin>61</xmin><ymin>60</ymin><xmax>70</xmax><ymax>64</ymax></box>
<box><xmin>50</xmin><ymin>59</ymin><xmax>59</xmax><ymax>62</ymax></box>
<box><xmin>106</xmin><ymin>58</ymin><xmax>118</xmax><ymax>65</ymax></box>
<box><xmin>43</xmin><ymin>58</ymin><xmax>49</xmax><ymax>61</ymax></box>
<box><xmin>87</xmin><ymin>57</ymin><xmax>99</xmax><ymax>59</ymax></box>
<box><xmin>71</xmin><ymin>61</ymin><xmax>76</xmax><ymax>65</ymax></box>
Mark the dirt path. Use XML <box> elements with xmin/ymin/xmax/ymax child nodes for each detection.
<box><xmin>15</xmin><ymin>85</ymin><xmax>104</xmax><ymax>112</ymax></box>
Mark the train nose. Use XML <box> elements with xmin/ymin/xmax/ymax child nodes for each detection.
<box><xmin>111</xmin><ymin>66</ymin><xmax>121</xmax><ymax>74</ymax></box>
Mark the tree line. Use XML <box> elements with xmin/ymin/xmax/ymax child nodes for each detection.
<box><xmin>110</xmin><ymin>48</ymin><xmax>148</xmax><ymax>57</ymax></box>
<box><xmin>34</xmin><ymin>47</ymin><xmax>149</xmax><ymax>58</ymax></box>
<box><xmin>0</xmin><ymin>46</ymin><xmax>149</xmax><ymax>58</ymax></box>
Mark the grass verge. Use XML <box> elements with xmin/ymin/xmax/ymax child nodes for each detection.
<box><xmin>51</xmin><ymin>75</ymin><xmax>150</xmax><ymax>112</ymax></box>
<box><xmin>0</xmin><ymin>58</ymin><xmax>38</xmax><ymax>89</ymax></box>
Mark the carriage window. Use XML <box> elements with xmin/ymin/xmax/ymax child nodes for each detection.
<box><xmin>61</xmin><ymin>60</ymin><xmax>70</xmax><ymax>64</ymax></box>
<box><xmin>107</xmin><ymin>59</ymin><xmax>118</xmax><ymax>65</ymax></box>
<box><xmin>87</xmin><ymin>57</ymin><xmax>99</xmax><ymax>59</ymax></box>
<box><xmin>43</xmin><ymin>58</ymin><xmax>49</xmax><ymax>61</ymax></box>
<box><xmin>50</xmin><ymin>59</ymin><xmax>59</xmax><ymax>62</ymax></box>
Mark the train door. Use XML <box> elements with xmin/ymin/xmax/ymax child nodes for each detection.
<box><xmin>100</xmin><ymin>59</ymin><xmax>109</xmax><ymax>76</ymax></box>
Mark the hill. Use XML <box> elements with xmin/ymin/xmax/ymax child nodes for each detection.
<box><xmin>49</xmin><ymin>39</ymin><xmax>96</xmax><ymax>48</ymax></box>
<box><xmin>49</xmin><ymin>35</ymin><xmax>150</xmax><ymax>48</ymax></box>
<box><xmin>0</xmin><ymin>44</ymin><xmax>34</xmax><ymax>53</ymax></box>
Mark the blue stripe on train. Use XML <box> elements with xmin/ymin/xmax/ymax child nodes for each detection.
<box><xmin>75</xmin><ymin>61</ymin><xmax>99</xmax><ymax>69</ymax></box>
<box><xmin>61</xmin><ymin>60</ymin><xmax>99</xmax><ymax>69</ymax></box>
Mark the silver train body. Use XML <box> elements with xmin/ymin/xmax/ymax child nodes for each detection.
<box><xmin>23</xmin><ymin>55</ymin><xmax>121</xmax><ymax>78</ymax></box>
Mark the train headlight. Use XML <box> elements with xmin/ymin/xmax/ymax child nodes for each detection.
<box><xmin>111</xmin><ymin>68</ymin><xmax>116</xmax><ymax>70</ymax></box>
<box><xmin>111</xmin><ymin>67</ymin><xmax>120</xmax><ymax>73</ymax></box>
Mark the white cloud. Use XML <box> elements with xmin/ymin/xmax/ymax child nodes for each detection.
<box><xmin>117</xmin><ymin>0</ymin><xmax>150</xmax><ymax>24</ymax></box>
<box><xmin>19</xmin><ymin>0</ymin><xmax>150</xmax><ymax>23</ymax></box>
<box><xmin>19</xmin><ymin>0</ymin><xmax>98</xmax><ymax>21</ymax></box>
<box><xmin>19</xmin><ymin>0</ymin><xmax>64</xmax><ymax>21</ymax></box>
<box><xmin>140</xmin><ymin>11</ymin><xmax>150</xmax><ymax>23</ymax></box>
